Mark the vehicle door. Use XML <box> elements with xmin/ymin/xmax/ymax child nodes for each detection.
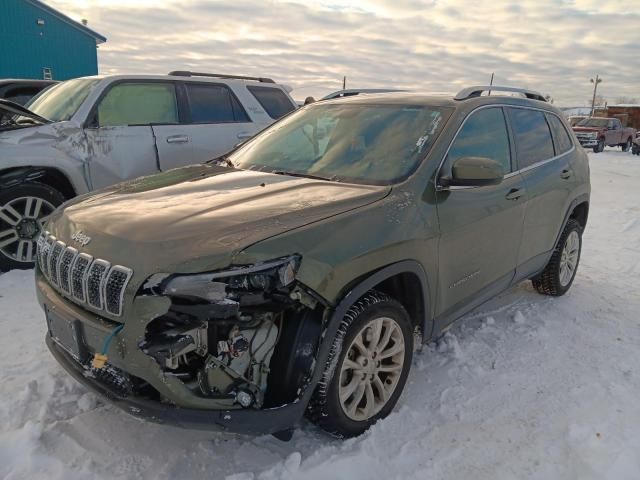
<box><xmin>611</xmin><ymin>118</ymin><xmax>624</xmax><ymax>144</ymax></box>
<box><xmin>83</xmin><ymin>81</ymin><xmax>179</xmax><ymax>190</ymax></box>
<box><xmin>605</xmin><ymin>118</ymin><xmax>618</xmax><ymax>145</ymax></box>
<box><xmin>435</xmin><ymin>107</ymin><xmax>526</xmax><ymax>319</ymax></box>
<box><xmin>154</xmin><ymin>82</ymin><xmax>256</xmax><ymax>170</ymax></box>
<box><xmin>507</xmin><ymin>108</ymin><xmax>575</xmax><ymax>269</ymax></box>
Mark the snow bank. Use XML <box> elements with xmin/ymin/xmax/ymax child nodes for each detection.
<box><xmin>1</xmin><ymin>149</ymin><xmax>640</xmax><ymax>479</ymax></box>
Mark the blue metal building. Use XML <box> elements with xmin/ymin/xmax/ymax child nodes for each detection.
<box><xmin>0</xmin><ymin>0</ymin><xmax>107</xmax><ymax>80</ymax></box>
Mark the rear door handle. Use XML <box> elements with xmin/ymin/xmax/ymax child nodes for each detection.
<box><xmin>560</xmin><ymin>169</ymin><xmax>572</xmax><ymax>180</ymax></box>
<box><xmin>166</xmin><ymin>135</ymin><xmax>189</xmax><ymax>144</ymax></box>
<box><xmin>505</xmin><ymin>188</ymin><xmax>525</xmax><ymax>201</ymax></box>
<box><xmin>237</xmin><ymin>132</ymin><xmax>253</xmax><ymax>139</ymax></box>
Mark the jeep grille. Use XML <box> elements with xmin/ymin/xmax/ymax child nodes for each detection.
<box><xmin>36</xmin><ymin>232</ymin><xmax>133</xmax><ymax>317</ymax></box>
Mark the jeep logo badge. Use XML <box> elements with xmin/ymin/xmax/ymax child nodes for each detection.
<box><xmin>71</xmin><ymin>231</ymin><xmax>91</xmax><ymax>247</ymax></box>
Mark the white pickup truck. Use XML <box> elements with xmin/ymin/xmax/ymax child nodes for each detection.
<box><xmin>0</xmin><ymin>71</ymin><xmax>297</xmax><ymax>271</ymax></box>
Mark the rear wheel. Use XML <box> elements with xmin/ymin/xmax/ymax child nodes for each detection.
<box><xmin>0</xmin><ymin>183</ymin><xmax>64</xmax><ymax>272</ymax></box>
<box><xmin>622</xmin><ymin>137</ymin><xmax>632</xmax><ymax>152</ymax></box>
<box><xmin>308</xmin><ymin>291</ymin><xmax>413</xmax><ymax>438</ymax></box>
<box><xmin>532</xmin><ymin>219</ymin><xmax>582</xmax><ymax>296</ymax></box>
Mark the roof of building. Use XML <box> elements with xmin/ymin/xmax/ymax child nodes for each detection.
<box><xmin>27</xmin><ymin>0</ymin><xmax>107</xmax><ymax>45</ymax></box>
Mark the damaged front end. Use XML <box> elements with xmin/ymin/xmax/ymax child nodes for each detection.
<box><xmin>137</xmin><ymin>256</ymin><xmax>325</xmax><ymax>411</ymax></box>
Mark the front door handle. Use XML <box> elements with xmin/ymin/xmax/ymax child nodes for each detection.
<box><xmin>560</xmin><ymin>169</ymin><xmax>572</xmax><ymax>180</ymax></box>
<box><xmin>237</xmin><ymin>132</ymin><xmax>253</xmax><ymax>139</ymax></box>
<box><xmin>166</xmin><ymin>135</ymin><xmax>189</xmax><ymax>144</ymax></box>
<box><xmin>505</xmin><ymin>188</ymin><xmax>525</xmax><ymax>201</ymax></box>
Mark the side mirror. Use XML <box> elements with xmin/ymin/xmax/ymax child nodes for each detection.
<box><xmin>441</xmin><ymin>156</ymin><xmax>504</xmax><ymax>188</ymax></box>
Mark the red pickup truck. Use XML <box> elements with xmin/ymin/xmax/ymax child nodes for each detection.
<box><xmin>572</xmin><ymin>117</ymin><xmax>636</xmax><ymax>153</ymax></box>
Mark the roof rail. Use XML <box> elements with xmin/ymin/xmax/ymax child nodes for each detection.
<box><xmin>320</xmin><ymin>88</ymin><xmax>407</xmax><ymax>100</ymax></box>
<box><xmin>168</xmin><ymin>71</ymin><xmax>275</xmax><ymax>83</ymax></box>
<box><xmin>455</xmin><ymin>85</ymin><xmax>547</xmax><ymax>102</ymax></box>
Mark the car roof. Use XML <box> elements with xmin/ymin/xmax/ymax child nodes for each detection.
<box><xmin>79</xmin><ymin>74</ymin><xmax>287</xmax><ymax>88</ymax></box>
<box><xmin>321</xmin><ymin>91</ymin><xmax>555</xmax><ymax>112</ymax></box>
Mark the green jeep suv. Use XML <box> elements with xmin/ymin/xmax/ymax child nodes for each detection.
<box><xmin>35</xmin><ymin>85</ymin><xmax>590</xmax><ymax>439</ymax></box>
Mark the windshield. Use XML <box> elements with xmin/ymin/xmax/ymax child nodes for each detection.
<box><xmin>576</xmin><ymin>117</ymin><xmax>608</xmax><ymax>128</ymax></box>
<box><xmin>228</xmin><ymin>103</ymin><xmax>450</xmax><ymax>185</ymax></box>
<box><xmin>23</xmin><ymin>77</ymin><xmax>101</xmax><ymax>122</ymax></box>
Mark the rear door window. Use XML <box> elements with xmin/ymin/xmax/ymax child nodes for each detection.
<box><xmin>507</xmin><ymin>108</ymin><xmax>555</xmax><ymax>169</ymax></box>
<box><xmin>546</xmin><ymin>114</ymin><xmax>574</xmax><ymax>155</ymax></box>
<box><xmin>444</xmin><ymin>107</ymin><xmax>512</xmax><ymax>175</ymax></box>
<box><xmin>184</xmin><ymin>83</ymin><xmax>250</xmax><ymax>123</ymax></box>
<box><xmin>247</xmin><ymin>86</ymin><xmax>296</xmax><ymax>119</ymax></box>
<box><xmin>97</xmin><ymin>83</ymin><xmax>178</xmax><ymax>126</ymax></box>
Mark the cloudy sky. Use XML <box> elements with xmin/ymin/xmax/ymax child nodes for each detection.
<box><xmin>46</xmin><ymin>0</ymin><xmax>638</xmax><ymax>105</ymax></box>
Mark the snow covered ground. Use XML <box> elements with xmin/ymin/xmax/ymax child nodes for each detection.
<box><xmin>1</xmin><ymin>149</ymin><xmax>639</xmax><ymax>480</ymax></box>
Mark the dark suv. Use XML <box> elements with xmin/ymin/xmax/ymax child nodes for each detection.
<box><xmin>35</xmin><ymin>85</ymin><xmax>590</xmax><ymax>439</ymax></box>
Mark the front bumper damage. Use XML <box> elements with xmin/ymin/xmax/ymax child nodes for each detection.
<box><xmin>46</xmin><ymin>335</ymin><xmax>307</xmax><ymax>434</ymax></box>
<box><xmin>36</xmin><ymin>268</ymin><xmax>334</xmax><ymax>435</ymax></box>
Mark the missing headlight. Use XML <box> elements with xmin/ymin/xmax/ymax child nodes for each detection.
<box><xmin>158</xmin><ymin>255</ymin><xmax>301</xmax><ymax>302</ymax></box>
<box><xmin>138</xmin><ymin>255</ymin><xmax>322</xmax><ymax>409</ymax></box>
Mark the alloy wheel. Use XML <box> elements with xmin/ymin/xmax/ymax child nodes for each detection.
<box><xmin>559</xmin><ymin>230</ymin><xmax>580</xmax><ymax>287</ymax></box>
<box><xmin>338</xmin><ymin>316</ymin><xmax>405</xmax><ymax>422</ymax></box>
<box><xmin>0</xmin><ymin>196</ymin><xmax>55</xmax><ymax>264</ymax></box>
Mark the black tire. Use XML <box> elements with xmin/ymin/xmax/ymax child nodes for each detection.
<box><xmin>307</xmin><ymin>291</ymin><xmax>413</xmax><ymax>438</ymax></box>
<box><xmin>593</xmin><ymin>139</ymin><xmax>604</xmax><ymax>153</ymax></box>
<box><xmin>532</xmin><ymin>219</ymin><xmax>582</xmax><ymax>296</ymax></box>
<box><xmin>0</xmin><ymin>182</ymin><xmax>65</xmax><ymax>272</ymax></box>
<box><xmin>622</xmin><ymin>137</ymin><xmax>632</xmax><ymax>152</ymax></box>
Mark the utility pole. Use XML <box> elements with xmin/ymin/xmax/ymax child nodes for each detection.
<box><xmin>488</xmin><ymin>72</ymin><xmax>494</xmax><ymax>96</ymax></box>
<box><xmin>590</xmin><ymin>75</ymin><xmax>602</xmax><ymax>117</ymax></box>
<box><xmin>343</xmin><ymin>76</ymin><xmax>346</xmax><ymax>90</ymax></box>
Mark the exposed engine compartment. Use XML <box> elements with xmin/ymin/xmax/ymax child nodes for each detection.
<box><xmin>138</xmin><ymin>257</ymin><xmax>323</xmax><ymax>409</ymax></box>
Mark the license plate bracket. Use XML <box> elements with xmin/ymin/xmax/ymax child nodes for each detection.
<box><xmin>46</xmin><ymin>307</ymin><xmax>88</xmax><ymax>363</ymax></box>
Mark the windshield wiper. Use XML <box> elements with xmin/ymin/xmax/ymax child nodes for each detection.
<box><xmin>16</xmin><ymin>118</ymin><xmax>41</xmax><ymax>125</ymax></box>
<box><xmin>207</xmin><ymin>155</ymin><xmax>235</xmax><ymax>168</ymax></box>
<box><xmin>271</xmin><ymin>170</ymin><xmax>338</xmax><ymax>182</ymax></box>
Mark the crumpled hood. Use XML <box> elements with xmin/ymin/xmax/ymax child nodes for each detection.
<box><xmin>0</xmin><ymin>98</ymin><xmax>51</xmax><ymax>124</ymax></box>
<box><xmin>48</xmin><ymin>165</ymin><xmax>389</xmax><ymax>277</ymax></box>
<box><xmin>0</xmin><ymin>120</ymin><xmax>76</xmax><ymax>142</ymax></box>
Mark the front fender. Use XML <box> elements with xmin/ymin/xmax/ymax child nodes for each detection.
<box><xmin>0</xmin><ymin>123</ymin><xmax>89</xmax><ymax>194</ymax></box>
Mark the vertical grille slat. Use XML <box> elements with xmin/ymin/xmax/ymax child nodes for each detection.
<box><xmin>85</xmin><ymin>259</ymin><xmax>110</xmax><ymax>310</ymax></box>
<box><xmin>39</xmin><ymin>233</ymin><xmax>132</xmax><ymax>317</ymax></box>
<box><xmin>71</xmin><ymin>253</ymin><xmax>93</xmax><ymax>303</ymax></box>
<box><xmin>105</xmin><ymin>266</ymin><xmax>133</xmax><ymax>316</ymax></box>
<box><xmin>41</xmin><ymin>235</ymin><xmax>57</xmax><ymax>280</ymax></box>
<box><xmin>58</xmin><ymin>247</ymin><xmax>78</xmax><ymax>294</ymax></box>
<box><xmin>48</xmin><ymin>241</ymin><xmax>65</xmax><ymax>287</ymax></box>
<box><xmin>36</xmin><ymin>232</ymin><xmax>48</xmax><ymax>274</ymax></box>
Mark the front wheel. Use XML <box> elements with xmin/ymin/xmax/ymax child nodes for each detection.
<box><xmin>532</xmin><ymin>219</ymin><xmax>582</xmax><ymax>296</ymax></box>
<box><xmin>0</xmin><ymin>183</ymin><xmax>64</xmax><ymax>272</ymax></box>
<box><xmin>593</xmin><ymin>139</ymin><xmax>605</xmax><ymax>153</ymax></box>
<box><xmin>308</xmin><ymin>291</ymin><xmax>413</xmax><ymax>438</ymax></box>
